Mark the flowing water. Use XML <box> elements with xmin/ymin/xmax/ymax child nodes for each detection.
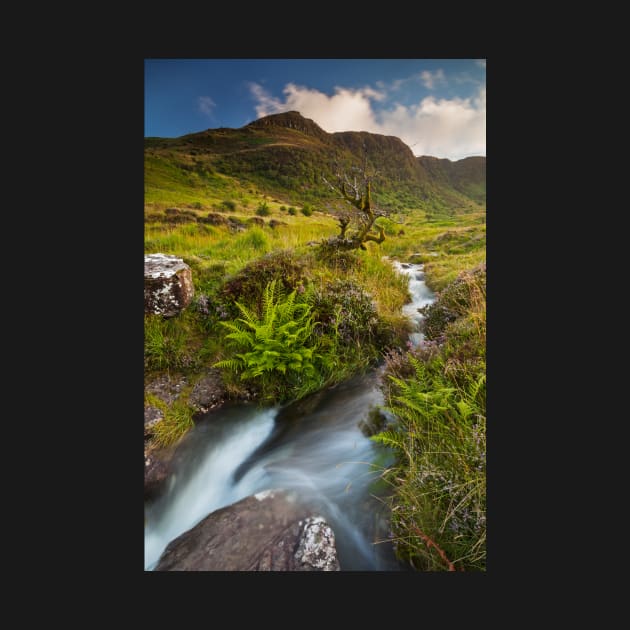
<box><xmin>144</xmin><ymin>261</ymin><xmax>434</xmax><ymax>571</ymax></box>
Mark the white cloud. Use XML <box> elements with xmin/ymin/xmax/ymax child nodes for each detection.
<box><xmin>198</xmin><ymin>96</ymin><xmax>216</xmax><ymax>116</ymax></box>
<box><xmin>252</xmin><ymin>82</ymin><xmax>383</xmax><ymax>133</ymax></box>
<box><xmin>249</xmin><ymin>81</ymin><xmax>485</xmax><ymax>160</ymax></box>
<box><xmin>419</xmin><ymin>69</ymin><xmax>446</xmax><ymax>90</ymax></box>
<box><xmin>476</xmin><ymin>59</ymin><xmax>486</xmax><ymax>69</ymax></box>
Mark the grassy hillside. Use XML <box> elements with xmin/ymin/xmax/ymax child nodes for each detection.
<box><xmin>145</xmin><ymin>111</ymin><xmax>485</xmax><ymax>218</ymax></box>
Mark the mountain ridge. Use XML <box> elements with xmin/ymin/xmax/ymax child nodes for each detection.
<box><xmin>145</xmin><ymin>111</ymin><xmax>485</xmax><ymax>215</ymax></box>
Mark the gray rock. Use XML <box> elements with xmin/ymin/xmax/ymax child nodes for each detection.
<box><xmin>188</xmin><ymin>370</ymin><xmax>226</xmax><ymax>413</ymax></box>
<box><xmin>154</xmin><ymin>490</ymin><xmax>340</xmax><ymax>571</ymax></box>
<box><xmin>144</xmin><ymin>445</ymin><xmax>174</xmax><ymax>500</ymax></box>
<box><xmin>145</xmin><ymin>373</ymin><xmax>189</xmax><ymax>406</ymax></box>
<box><xmin>294</xmin><ymin>517</ymin><xmax>340</xmax><ymax>571</ymax></box>
<box><xmin>144</xmin><ymin>254</ymin><xmax>194</xmax><ymax>317</ymax></box>
<box><xmin>144</xmin><ymin>405</ymin><xmax>163</xmax><ymax>437</ymax></box>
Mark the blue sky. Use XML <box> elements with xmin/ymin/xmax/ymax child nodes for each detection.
<box><xmin>145</xmin><ymin>59</ymin><xmax>485</xmax><ymax>160</ymax></box>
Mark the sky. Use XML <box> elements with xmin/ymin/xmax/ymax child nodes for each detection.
<box><xmin>145</xmin><ymin>59</ymin><xmax>486</xmax><ymax>160</ymax></box>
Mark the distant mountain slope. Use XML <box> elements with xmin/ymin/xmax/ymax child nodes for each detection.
<box><xmin>145</xmin><ymin>111</ymin><xmax>485</xmax><ymax>215</ymax></box>
<box><xmin>417</xmin><ymin>156</ymin><xmax>486</xmax><ymax>204</ymax></box>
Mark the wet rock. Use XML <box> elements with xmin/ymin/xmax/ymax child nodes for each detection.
<box><xmin>154</xmin><ymin>490</ymin><xmax>340</xmax><ymax>571</ymax></box>
<box><xmin>144</xmin><ymin>445</ymin><xmax>174</xmax><ymax>500</ymax></box>
<box><xmin>358</xmin><ymin>407</ymin><xmax>389</xmax><ymax>437</ymax></box>
<box><xmin>188</xmin><ymin>369</ymin><xmax>227</xmax><ymax>413</ymax></box>
<box><xmin>144</xmin><ymin>254</ymin><xmax>194</xmax><ymax>317</ymax></box>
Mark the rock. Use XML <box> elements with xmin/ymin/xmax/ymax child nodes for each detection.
<box><xmin>200</xmin><ymin>212</ymin><xmax>229</xmax><ymax>226</ymax></box>
<box><xmin>227</xmin><ymin>216</ymin><xmax>246</xmax><ymax>232</ymax></box>
<box><xmin>247</xmin><ymin>217</ymin><xmax>265</xmax><ymax>227</ymax></box>
<box><xmin>294</xmin><ymin>517</ymin><xmax>340</xmax><ymax>571</ymax></box>
<box><xmin>268</xmin><ymin>219</ymin><xmax>287</xmax><ymax>229</ymax></box>
<box><xmin>145</xmin><ymin>373</ymin><xmax>189</xmax><ymax>406</ymax></box>
<box><xmin>144</xmin><ymin>405</ymin><xmax>163</xmax><ymax>438</ymax></box>
<box><xmin>154</xmin><ymin>490</ymin><xmax>340</xmax><ymax>571</ymax></box>
<box><xmin>163</xmin><ymin>207</ymin><xmax>197</xmax><ymax>223</ymax></box>
<box><xmin>144</xmin><ymin>444</ymin><xmax>174</xmax><ymax>500</ymax></box>
<box><xmin>144</xmin><ymin>254</ymin><xmax>194</xmax><ymax>317</ymax></box>
<box><xmin>188</xmin><ymin>370</ymin><xmax>227</xmax><ymax>413</ymax></box>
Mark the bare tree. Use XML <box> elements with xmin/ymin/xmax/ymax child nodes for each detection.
<box><xmin>321</xmin><ymin>152</ymin><xmax>388</xmax><ymax>252</ymax></box>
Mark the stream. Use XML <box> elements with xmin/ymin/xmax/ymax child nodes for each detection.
<box><xmin>144</xmin><ymin>261</ymin><xmax>434</xmax><ymax>571</ymax></box>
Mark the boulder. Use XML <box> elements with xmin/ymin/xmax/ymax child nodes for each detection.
<box><xmin>144</xmin><ymin>445</ymin><xmax>174</xmax><ymax>500</ymax></box>
<box><xmin>144</xmin><ymin>254</ymin><xmax>194</xmax><ymax>317</ymax></box>
<box><xmin>154</xmin><ymin>489</ymin><xmax>340</xmax><ymax>571</ymax></box>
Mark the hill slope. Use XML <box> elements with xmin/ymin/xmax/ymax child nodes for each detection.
<box><xmin>145</xmin><ymin>111</ymin><xmax>485</xmax><ymax>216</ymax></box>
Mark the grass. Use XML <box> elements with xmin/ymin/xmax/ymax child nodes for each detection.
<box><xmin>145</xmin><ymin>175</ymin><xmax>485</xmax><ymax>571</ymax></box>
<box><xmin>152</xmin><ymin>399</ymin><xmax>195</xmax><ymax>447</ymax></box>
<box><xmin>373</xmin><ymin>264</ymin><xmax>486</xmax><ymax>571</ymax></box>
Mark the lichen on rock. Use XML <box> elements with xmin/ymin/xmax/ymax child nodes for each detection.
<box><xmin>294</xmin><ymin>516</ymin><xmax>340</xmax><ymax>571</ymax></box>
<box><xmin>144</xmin><ymin>253</ymin><xmax>194</xmax><ymax>317</ymax></box>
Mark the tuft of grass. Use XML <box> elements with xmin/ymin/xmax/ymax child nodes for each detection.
<box><xmin>236</xmin><ymin>227</ymin><xmax>269</xmax><ymax>252</ymax></box>
<box><xmin>256</xmin><ymin>201</ymin><xmax>271</xmax><ymax>216</ymax></box>
<box><xmin>152</xmin><ymin>399</ymin><xmax>194</xmax><ymax>447</ymax></box>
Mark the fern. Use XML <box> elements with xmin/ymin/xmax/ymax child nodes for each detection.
<box><xmin>212</xmin><ymin>280</ymin><xmax>325</xmax><ymax>400</ymax></box>
<box><xmin>371</xmin><ymin>430</ymin><xmax>405</xmax><ymax>452</ymax></box>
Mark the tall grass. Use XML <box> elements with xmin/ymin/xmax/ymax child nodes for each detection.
<box><xmin>373</xmin><ymin>265</ymin><xmax>486</xmax><ymax>571</ymax></box>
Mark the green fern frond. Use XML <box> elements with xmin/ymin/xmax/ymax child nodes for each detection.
<box><xmin>212</xmin><ymin>358</ymin><xmax>243</xmax><ymax>371</ymax></box>
<box><xmin>371</xmin><ymin>430</ymin><xmax>404</xmax><ymax>451</ymax></box>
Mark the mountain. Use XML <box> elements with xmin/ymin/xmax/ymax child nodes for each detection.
<box><xmin>417</xmin><ymin>156</ymin><xmax>486</xmax><ymax>204</ymax></box>
<box><xmin>145</xmin><ymin>111</ymin><xmax>485</xmax><ymax>216</ymax></box>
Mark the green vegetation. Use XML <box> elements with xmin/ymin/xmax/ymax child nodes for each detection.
<box><xmin>144</xmin><ymin>112</ymin><xmax>485</xmax><ymax>216</ymax></box>
<box><xmin>144</xmin><ymin>113</ymin><xmax>486</xmax><ymax>571</ymax></box>
<box><xmin>220</xmin><ymin>199</ymin><xmax>237</xmax><ymax>212</ymax></box>
<box><xmin>152</xmin><ymin>398</ymin><xmax>195</xmax><ymax>447</ymax></box>
<box><xmin>214</xmin><ymin>279</ymin><xmax>324</xmax><ymax>401</ymax></box>
<box><xmin>373</xmin><ymin>264</ymin><xmax>486</xmax><ymax>571</ymax></box>
<box><xmin>256</xmin><ymin>201</ymin><xmax>271</xmax><ymax>216</ymax></box>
